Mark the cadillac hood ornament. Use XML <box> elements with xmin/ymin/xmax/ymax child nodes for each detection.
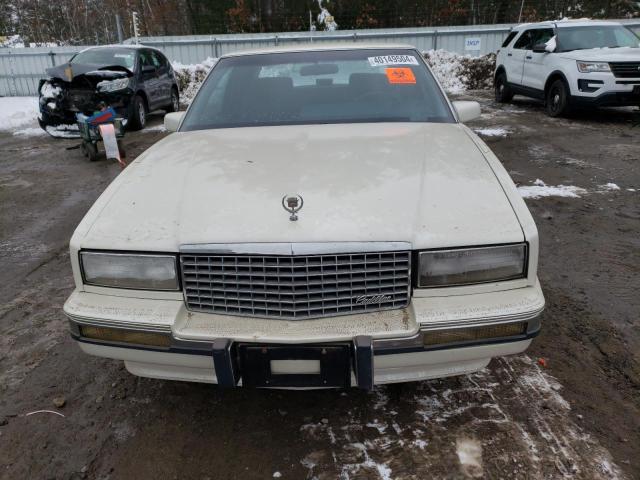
<box><xmin>282</xmin><ymin>194</ymin><xmax>304</xmax><ymax>221</ymax></box>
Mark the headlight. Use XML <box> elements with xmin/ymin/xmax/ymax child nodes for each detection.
<box><xmin>80</xmin><ymin>251</ymin><xmax>179</xmax><ymax>290</ymax></box>
<box><xmin>417</xmin><ymin>244</ymin><xmax>526</xmax><ymax>288</ymax></box>
<box><xmin>97</xmin><ymin>77</ymin><xmax>131</xmax><ymax>92</ymax></box>
<box><xmin>576</xmin><ymin>61</ymin><xmax>610</xmax><ymax>73</ymax></box>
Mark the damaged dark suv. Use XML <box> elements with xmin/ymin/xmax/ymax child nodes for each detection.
<box><xmin>38</xmin><ymin>45</ymin><xmax>178</xmax><ymax>133</ymax></box>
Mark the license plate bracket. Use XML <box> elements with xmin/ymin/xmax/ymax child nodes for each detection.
<box><xmin>239</xmin><ymin>343</ymin><xmax>352</xmax><ymax>388</ymax></box>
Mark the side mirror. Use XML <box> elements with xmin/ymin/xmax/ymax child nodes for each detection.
<box><xmin>164</xmin><ymin>112</ymin><xmax>184</xmax><ymax>132</ymax></box>
<box><xmin>452</xmin><ymin>101</ymin><xmax>481</xmax><ymax>123</ymax></box>
<box><xmin>532</xmin><ymin>43</ymin><xmax>548</xmax><ymax>53</ymax></box>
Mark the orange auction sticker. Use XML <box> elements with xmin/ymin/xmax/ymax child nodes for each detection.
<box><xmin>385</xmin><ymin>67</ymin><xmax>416</xmax><ymax>84</ymax></box>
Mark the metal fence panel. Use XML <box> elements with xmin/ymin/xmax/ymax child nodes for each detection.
<box><xmin>1</xmin><ymin>20</ymin><xmax>639</xmax><ymax>96</ymax></box>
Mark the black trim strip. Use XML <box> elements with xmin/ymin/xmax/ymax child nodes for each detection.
<box><xmin>354</xmin><ymin>335</ymin><xmax>374</xmax><ymax>391</ymax></box>
<box><xmin>212</xmin><ymin>338</ymin><xmax>239</xmax><ymax>387</ymax></box>
<box><xmin>71</xmin><ymin>326</ymin><xmax>540</xmax><ymax>358</ymax></box>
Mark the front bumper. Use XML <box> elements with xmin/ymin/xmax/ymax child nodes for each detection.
<box><xmin>572</xmin><ymin>73</ymin><xmax>640</xmax><ymax>107</ymax></box>
<box><xmin>64</xmin><ymin>280</ymin><xmax>544</xmax><ymax>388</ymax></box>
<box><xmin>38</xmin><ymin>90</ymin><xmax>132</xmax><ymax>128</ymax></box>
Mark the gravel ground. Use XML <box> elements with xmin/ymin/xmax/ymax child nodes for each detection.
<box><xmin>0</xmin><ymin>95</ymin><xmax>638</xmax><ymax>480</ymax></box>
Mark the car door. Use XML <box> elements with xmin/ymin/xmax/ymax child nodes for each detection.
<box><xmin>151</xmin><ymin>50</ymin><xmax>172</xmax><ymax>107</ymax></box>
<box><xmin>521</xmin><ymin>28</ymin><xmax>556</xmax><ymax>91</ymax></box>
<box><xmin>505</xmin><ymin>30</ymin><xmax>533</xmax><ymax>86</ymax></box>
<box><xmin>139</xmin><ymin>49</ymin><xmax>161</xmax><ymax>110</ymax></box>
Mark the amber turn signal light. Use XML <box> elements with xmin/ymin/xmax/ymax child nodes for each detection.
<box><xmin>80</xmin><ymin>325</ymin><xmax>171</xmax><ymax>347</ymax></box>
<box><xmin>423</xmin><ymin>322</ymin><xmax>527</xmax><ymax>347</ymax></box>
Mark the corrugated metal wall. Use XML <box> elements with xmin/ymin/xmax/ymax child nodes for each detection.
<box><xmin>1</xmin><ymin>20</ymin><xmax>639</xmax><ymax>96</ymax></box>
<box><xmin>0</xmin><ymin>47</ymin><xmax>78</xmax><ymax>96</ymax></box>
<box><xmin>129</xmin><ymin>24</ymin><xmax>515</xmax><ymax>65</ymax></box>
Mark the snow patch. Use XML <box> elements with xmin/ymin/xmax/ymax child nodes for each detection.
<box><xmin>366</xmin><ymin>420</ymin><xmax>387</xmax><ymax>434</ymax></box>
<box><xmin>0</xmin><ymin>97</ymin><xmax>39</xmax><ymax>131</ymax></box>
<box><xmin>40</xmin><ymin>81</ymin><xmax>62</xmax><ymax>99</ymax></box>
<box><xmin>599</xmin><ymin>183</ymin><xmax>620</xmax><ymax>191</ymax></box>
<box><xmin>456</xmin><ymin>438</ymin><xmax>484</xmax><ymax>478</ymax></box>
<box><xmin>518</xmin><ymin>179</ymin><xmax>587</xmax><ymax>199</ymax></box>
<box><xmin>412</xmin><ymin>439</ymin><xmax>428</xmax><ymax>450</ymax></box>
<box><xmin>13</xmin><ymin>127</ymin><xmax>47</xmax><ymax>137</ymax></box>
<box><xmin>340</xmin><ymin>443</ymin><xmax>393</xmax><ymax>480</ymax></box>
<box><xmin>1</xmin><ymin>35</ymin><xmax>25</xmax><ymax>48</ymax></box>
<box><xmin>141</xmin><ymin>124</ymin><xmax>167</xmax><ymax>133</ymax></box>
<box><xmin>474</xmin><ymin>127</ymin><xmax>509</xmax><ymax>137</ymax></box>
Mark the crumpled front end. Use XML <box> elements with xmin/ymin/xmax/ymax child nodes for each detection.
<box><xmin>38</xmin><ymin>64</ymin><xmax>133</xmax><ymax>136</ymax></box>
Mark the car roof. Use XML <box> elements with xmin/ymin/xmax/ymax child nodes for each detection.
<box><xmin>220</xmin><ymin>43</ymin><xmax>418</xmax><ymax>58</ymax></box>
<box><xmin>513</xmin><ymin>19</ymin><xmax>622</xmax><ymax>30</ymax></box>
<box><xmin>77</xmin><ymin>44</ymin><xmax>163</xmax><ymax>54</ymax></box>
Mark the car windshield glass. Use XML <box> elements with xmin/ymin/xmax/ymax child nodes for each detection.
<box><xmin>180</xmin><ymin>49</ymin><xmax>454</xmax><ymax>131</ymax></box>
<box><xmin>71</xmin><ymin>48</ymin><xmax>136</xmax><ymax>69</ymax></box>
<box><xmin>557</xmin><ymin>25</ymin><xmax>640</xmax><ymax>51</ymax></box>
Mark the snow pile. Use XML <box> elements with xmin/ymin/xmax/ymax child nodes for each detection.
<box><xmin>518</xmin><ymin>179</ymin><xmax>587</xmax><ymax>199</ymax></box>
<box><xmin>1</xmin><ymin>35</ymin><xmax>25</xmax><ymax>48</ymax></box>
<box><xmin>317</xmin><ymin>0</ymin><xmax>338</xmax><ymax>31</ymax></box>
<box><xmin>0</xmin><ymin>97</ymin><xmax>40</xmax><ymax>131</ymax></box>
<box><xmin>172</xmin><ymin>57</ymin><xmax>217</xmax><ymax>106</ymax></box>
<box><xmin>423</xmin><ymin>50</ymin><xmax>495</xmax><ymax>93</ymax></box>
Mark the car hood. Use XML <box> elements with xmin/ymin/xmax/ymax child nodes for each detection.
<box><xmin>45</xmin><ymin>63</ymin><xmax>132</xmax><ymax>83</ymax></box>
<box><xmin>557</xmin><ymin>47</ymin><xmax>640</xmax><ymax>61</ymax></box>
<box><xmin>75</xmin><ymin>123</ymin><xmax>524</xmax><ymax>251</ymax></box>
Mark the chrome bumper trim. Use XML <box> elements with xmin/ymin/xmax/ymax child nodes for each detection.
<box><xmin>179</xmin><ymin>241</ymin><xmax>412</xmax><ymax>256</ymax></box>
<box><xmin>417</xmin><ymin>305</ymin><xmax>545</xmax><ymax>331</ymax></box>
<box><xmin>65</xmin><ymin>313</ymin><xmax>172</xmax><ymax>333</ymax></box>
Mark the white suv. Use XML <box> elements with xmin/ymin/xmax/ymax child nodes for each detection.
<box><xmin>494</xmin><ymin>20</ymin><xmax>640</xmax><ymax>116</ymax></box>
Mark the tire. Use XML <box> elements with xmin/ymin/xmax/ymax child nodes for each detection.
<box><xmin>546</xmin><ymin>79</ymin><xmax>571</xmax><ymax>117</ymax></box>
<box><xmin>127</xmin><ymin>94</ymin><xmax>146</xmax><ymax>131</ymax></box>
<box><xmin>166</xmin><ymin>88</ymin><xmax>179</xmax><ymax>113</ymax></box>
<box><xmin>81</xmin><ymin>140</ymin><xmax>99</xmax><ymax>161</ymax></box>
<box><xmin>494</xmin><ymin>73</ymin><xmax>513</xmax><ymax>103</ymax></box>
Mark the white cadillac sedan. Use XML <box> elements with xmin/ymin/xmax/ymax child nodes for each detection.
<box><xmin>64</xmin><ymin>45</ymin><xmax>544</xmax><ymax>390</ymax></box>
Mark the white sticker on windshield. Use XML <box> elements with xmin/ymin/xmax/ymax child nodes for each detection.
<box><xmin>114</xmin><ymin>53</ymin><xmax>133</xmax><ymax>58</ymax></box>
<box><xmin>368</xmin><ymin>55</ymin><xmax>419</xmax><ymax>67</ymax></box>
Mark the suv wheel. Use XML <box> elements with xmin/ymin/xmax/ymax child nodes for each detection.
<box><xmin>127</xmin><ymin>95</ymin><xmax>146</xmax><ymax>131</ymax></box>
<box><xmin>546</xmin><ymin>80</ymin><xmax>571</xmax><ymax>117</ymax></box>
<box><xmin>495</xmin><ymin>73</ymin><xmax>513</xmax><ymax>103</ymax></box>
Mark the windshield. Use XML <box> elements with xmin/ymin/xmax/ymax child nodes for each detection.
<box><xmin>71</xmin><ymin>48</ymin><xmax>136</xmax><ymax>69</ymax></box>
<box><xmin>557</xmin><ymin>25</ymin><xmax>640</xmax><ymax>51</ymax></box>
<box><xmin>180</xmin><ymin>49</ymin><xmax>454</xmax><ymax>131</ymax></box>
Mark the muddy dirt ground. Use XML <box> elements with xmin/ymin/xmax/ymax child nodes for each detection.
<box><xmin>0</xmin><ymin>93</ymin><xmax>638</xmax><ymax>480</ymax></box>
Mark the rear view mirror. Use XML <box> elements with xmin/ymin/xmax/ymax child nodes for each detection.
<box><xmin>452</xmin><ymin>101</ymin><xmax>481</xmax><ymax>123</ymax></box>
<box><xmin>300</xmin><ymin>63</ymin><xmax>339</xmax><ymax>76</ymax></box>
<box><xmin>164</xmin><ymin>112</ymin><xmax>184</xmax><ymax>132</ymax></box>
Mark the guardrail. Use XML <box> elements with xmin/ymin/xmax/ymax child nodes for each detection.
<box><xmin>1</xmin><ymin>20</ymin><xmax>639</xmax><ymax>96</ymax></box>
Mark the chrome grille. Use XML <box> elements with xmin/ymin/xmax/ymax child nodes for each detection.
<box><xmin>609</xmin><ymin>62</ymin><xmax>640</xmax><ymax>78</ymax></box>
<box><xmin>181</xmin><ymin>251</ymin><xmax>411</xmax><ymax>319</ymax></box>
